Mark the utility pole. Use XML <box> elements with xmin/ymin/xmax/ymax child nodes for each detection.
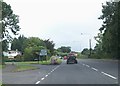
<box><xmin>89</xmin><ymin>39</ymin><xmax>92</xmax><ymax>58</ymax></box>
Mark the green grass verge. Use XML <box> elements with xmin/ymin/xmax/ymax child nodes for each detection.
<box><xmin>22</xmin><ymin>57</ymin><xmax>62</xmax><ymax>65</ymax></box>
<box><xmin>0</xmin><ymin>65</ymin><xmax>5</xmax><ymax>69</ymax></box>
<box><xmin>0</xmin><ymin>65</ymin><xmax>2</xmax><ymax>69</ymax></box>
<box><xmin>39</xmin><ymin>61</ymin><xmax>51</xmax><ymax>65</ymax></box>
<box><xmin>14</xmin><ymin>62</ymin><xmax>39</xmax><ymax>72</ymax></box>
<box><xmin>13</xmin><ymin>58</ymin><xmax>62</xmax><ymax>72</ymax></box>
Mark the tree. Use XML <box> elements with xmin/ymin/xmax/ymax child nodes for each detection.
<box><xmin>43</xmin><ymin>39</ymin><xmax>55</xmax><ymax>55</ymax></box>
<box><xmin>1</xmin><ymin>1</ymin><xmax>20</xmax><ymax>64</ymax></box>
<box><xmin>2</xmin><ymin>40</ymin><xmax>8</xmax><ymax>51</ymax></box>
<box><xmin>23</xmin><ymin>37</ymin><xmax>46</xmax><ymax>61</ymax></box>
<box><xmin>11</xmin><ymin>35</ymin><xmax>27</xmax><ymax>53</ymax></box>
<box><xmin>95</xmin><ymin>1</ymin><xmax>119</xmax><ymax>59</ymax></box>
<box><xmin>26</xmin><ymin>37</ymin><xmax>45</xmax><ymax>48</ymax></box>
<box><xmin>2</xmin><ymin>1</ymin><xmax>20</xmax><ymax>42</ymax></box>
<box><xmin>57</xmin><ymin>46</ymin><xmax>71</xmax><ymax>53</ymax></box>
<box><xmin>81</xmin><ymin>48</ymin><xmax>89</xmax><ymax>55</ymax></box>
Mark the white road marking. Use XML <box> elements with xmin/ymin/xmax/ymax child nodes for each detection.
<box><xmin>91</xmin><ymin>67</ymin><xmax>98</xmax><ymax>71</ymax></box>
<box><xmin>51</xmin><ymin>70</ymin><xmax>53</xmax><ymax>73</ymax></box>
<box><xmin>41</xmin><ymin>77</ymin><xmax>45</xmax><ymax>80</ymax></box>
<box><xmin>83</xmin><ymin>64</ymin><xmax>85</xmax><ymax>66</ymax></box>
<box><xmin>81</xmin><ymin>63</ymin><xmax>117</xmax><ymax>81</ymax></box>
<box><xmin>101</xmin><ymin>72</ymin><xmax>117</xmax><ymax>80</ymax></box>
<box><xmin>35</xmin><ymin>65</ymin><xmax>60</xmax><ymax>84</ymax></box>
<box><xmin>86</xmin><ymin>65</ymin><xmax>90</xmax><ymax>67</ymax></box>
<box><xmin>35</xmin><ymin>81</ymin><xmax>40</xmax><ymax>84</ymax></box>
<box><xmin>48</xmin><ymin>73</ymin><xmax>50</xmax><ymax>75</ymax></box>
<box><xmin>52</xmin><ymin>69</ymin><xmax>55</xmax><ymax>71</ymax></box>
<box><xmin>45</xmin><ymin>75</ymin><xmax>48</xmax><ymax>77</ymax></box>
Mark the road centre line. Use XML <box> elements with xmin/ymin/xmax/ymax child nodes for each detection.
<box><xmin>45</xmin><ymin>75</ymin><xmax>48</xmax><ymax>77</ymax></box>
<box><xmin>35</xmin><ymin>81</ymin><xmax>40</xmax><ymax>84</ymax></box>
<box><xmin>48</xmin><ymin>73</ymin><xmax>50</xmax><ymax>75</ymax></box>
<box><xmin>86</xmin><ymin>65</ymin><xmax>90</xmax><ymax>67</ymax></box>
<box><xmin>91</xmin><ymin>67</ymin><xmax>98</xmax><ymax>71</ymax></box>
<box><xmin>41</xmin><ymin>77</ymin><xmax>45</xmax><ymax>80</ymax></box>
<box><xmin>101</xmin><ymin>72</ymin><xmax>117</xmax><ymax>80</ymax></box>
<box><xmin>82</xmin><ymin>64</ymin><xmax>85</xmax><ymax>66</ymax></box>
<box><xmin>35</xmin><ymin>65</ymin><xmax>60</xmax><ymax>84</ymax></box>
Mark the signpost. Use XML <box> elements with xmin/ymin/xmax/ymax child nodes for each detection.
<box><xmin>38</xmin><ymin>49</ymin><xmax>47</xmax><ymax>63</ymax></box>
<box><xmin>40</xmin><ymin>49</ymin><xmax>47</xmax><ymax>56</ymax></box>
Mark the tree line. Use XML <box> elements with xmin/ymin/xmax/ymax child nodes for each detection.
<box><xmin>81</xmin><ymin>1</ymin><xmax>120</xmax><ymax>59</ymax></box>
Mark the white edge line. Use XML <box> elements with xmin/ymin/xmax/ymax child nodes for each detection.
<box><xmin>35</xmin><ymin>81</ymin><xmax>40</xmax><ymax>84</ymax></box>
<box><xmin>101</xmin><ymin>72</ymin><xmax>117</xmax><ymax>80</ymax></box>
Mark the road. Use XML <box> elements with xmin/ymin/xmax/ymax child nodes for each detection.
<box><xmin>2</xmin><ymin>59</ymin><xmax>118</xmax><ymax>84</ymax></box>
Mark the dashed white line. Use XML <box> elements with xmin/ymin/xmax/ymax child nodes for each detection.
<box><xmin>41</xmin><ymin>77</ymin><xmax>45</xmax><ymax>80</ymax></box>
<box><xmin>86</xmin><ymin>65</ymin><xmax>90</xmax><ymax>67</ymax></box>
<box><xmin>45</xmin><ymin>75</ymin><xmax>48</xmax><ymax>77</ymax></box>
<box><xmin>35</xmin><ymin>65</ymin><xmax>60</xmax><ymax>84</ymax></box>
<box><xmin>48</xmin><ymin>73</ymin><xmax>50</xmax><ymax>75</ymax></box>
<box><xmin>82</xmin><ymin>64</ymin><xmax>85</xmax><ymax>66</ymax></box>
<box><xmin>91</xmin><ymin>67</ymin><xmax>98</xmax><ymax>71</ymax></box>
<box><xmin>51</xmin><ymin>70</ymin><xmax>54</xmax><ymax>73</ymax></box>
<box><xmin>101</xmin><ymin>72</ymin><xmax>117</xmax><ymax>80</ymax></box>
<box><xmin>35</xmin><ymin>81</ymin><xmax>40</xmax><ymax>84</ymax></box>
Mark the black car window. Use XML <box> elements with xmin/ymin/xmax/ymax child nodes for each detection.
<box><xmin>68</xmin><ymin>56</ymin><xmax>76</xmax><ymax>60</ymax></box>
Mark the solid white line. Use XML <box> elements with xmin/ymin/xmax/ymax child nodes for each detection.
<box><xmin>91</xmin><ymin>67</ymin><xmax>98</xmax><ymax>71</ymax></box>
<box><xmin>101</xmin><ymin>72</ymin><xmax>117</xmax><ymax>80</ymax></box>
<box><xmin>35</xmin><ymin>81</ymin><xmax>40</xmax><ymax>84</ymax></box>
<box><xmin>41</xmin><ymin>77</ymin><xmax>45</xmax><ymax>80</ymax></box>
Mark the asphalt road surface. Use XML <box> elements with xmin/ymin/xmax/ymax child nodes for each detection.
<box><xmin>2</xmin><ymin>59</ymin><xmax>118</xmax><ymax>84</ymax></box>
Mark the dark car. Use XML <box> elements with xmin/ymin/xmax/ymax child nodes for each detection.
<box><xmin>66</xmin><ymin>56</ymin><xmax>77</xmax><ymax>64</ymax></box>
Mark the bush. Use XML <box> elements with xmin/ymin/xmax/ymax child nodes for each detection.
<box><xmin>50</xmin><ymin>56</ymin><xmax>62</xmax><ymax>64</ymax></box>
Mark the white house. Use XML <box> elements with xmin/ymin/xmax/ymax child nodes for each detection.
<box><xmin>3</xmin><ymin>50</ymin><xmax>21</xmax><ymax>59</ymax></box>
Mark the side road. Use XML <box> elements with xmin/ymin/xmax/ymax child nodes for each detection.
<box><xmin>2</xmin><ymin>64</ymin><xmax>17</xmax><ymax>73</ymax></box>
<box><xmin>2</xmin><ymin>63</ymin><xmax>59</xmax><ymax>84</ymax></box>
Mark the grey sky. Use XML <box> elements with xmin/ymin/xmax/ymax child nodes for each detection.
<box><xmin>4</xmin><ymin>0</ymin><xmax>108</xmax><ymax>52</ymax></box>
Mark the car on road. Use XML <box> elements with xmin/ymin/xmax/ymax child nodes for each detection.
<box><xmin>66</xmin><ymin>56</ymin><xmax>77</xmax><ymax>64</ymax></box>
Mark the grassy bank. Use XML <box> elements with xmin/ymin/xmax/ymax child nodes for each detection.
<box><xmin>14</xmin><ymin>62</ymin><xmax>39</xmax><ymax>72</ymax></box>
<box><xmin>0</xmin><ymin>83</ymin><xmax>2</xmax><ymax>86</ymax></box>
<box><xmin>0</xmin><ymin>65</ymin><xmax>2</xmax><ymax>69</ymax></box>
<box><xmin>0</xmin><ymin>65</ymin><xmax>5</xmax><ymax>69</ymax></box>
<box><xmin>23</xmin><ymin>58</ymin><xmax>62</xmax><ymax>65</ymax></box>
<box><xmin>4</xmin><ymin>56</ymin><xmax>62</xmax><ymax>72</ymax></box>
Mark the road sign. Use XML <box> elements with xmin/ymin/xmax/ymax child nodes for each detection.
<box><xmin>40</xmin><ymin>49</ymin><xmax>47</xmax><ymax>56</ymax></box>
